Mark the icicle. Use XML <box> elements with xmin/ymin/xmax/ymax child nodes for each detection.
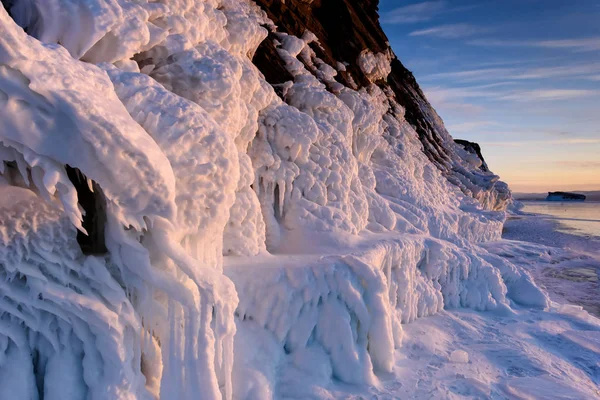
<box><xmin>31</xmin><ymin>166</ymin><xmax>51</xmax><ymax>201</ymax></box>
<box><xmin>14</xmin><ymin>153</ymin><xmax>29</xmax><ymax>186</ymax></box>
<box><xmin>278</xmin><ymin>179</ymin><xmax>285</xmax><ymax>218</ymax></box>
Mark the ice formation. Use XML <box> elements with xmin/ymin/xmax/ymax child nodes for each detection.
<box><xmin>0</xmin><ymin>0</ymin><xmax>550</xmax><ymax>399</ymax></box>
<box><xmin>358</xmin><ymin>50</ymin><xmax>392</xmax><ymax>82</ymax></box>
<box><xmin>449</xmin><ymin>350</ymin><xmax>469</xmax><ymax>364</ymax></box>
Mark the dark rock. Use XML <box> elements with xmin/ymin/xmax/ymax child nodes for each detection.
<box><xmin>253</xmin><ymin>28</ymin><xmax>295</xmax><ymax>86</ymax></box>
<box><xmin>65</xmin><ymin>166</ymin><xmax>108</xmax><ymax>255</ymax></box>
<box><xmin>252</xmin><ymin>0</ymin><xmax>388</xmax><ymax>89</ymax></box>
<box><xmin>455</xmin><ymin>139</ymin><xmax>489</xmax><ymax>172</ymax></box>
<box><xmin>546</xmin><ymin>192</ymin><xmax>586</xmax><ymax>201</ymax></box>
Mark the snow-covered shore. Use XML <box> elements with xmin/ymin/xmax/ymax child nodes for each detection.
<box><xmin>218</xmin><ymin>210</ymin><xmax>600</xmax><ymax>399</ymax></box>
<box><xmin>338</xmin><ymin>212</ymin><xmax>600</xmax><ymax>399</ymax></box>
<box><xmin>502</xmin><ymin>208</ymin><xmax>600</xmax><ymax>317</ymax></box>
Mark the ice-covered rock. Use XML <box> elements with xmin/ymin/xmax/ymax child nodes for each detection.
<box><xmin>0</xmin><ymin>0</ymin><xmax>549</xmax><ymax>399</ymax></box>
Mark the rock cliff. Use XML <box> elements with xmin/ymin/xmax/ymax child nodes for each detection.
<box><xmin>252</xmin><ymin>0</ymin><xmax>510</xmax><ymax>210</ymax></box>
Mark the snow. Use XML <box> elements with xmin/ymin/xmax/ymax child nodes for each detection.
<box><xmin>494</xmin><ymin>209</ymin><xmax>600</xmax><ymax>317</ymax></box>
<box><xmin>357</xmin><ymin>49</ymin><xmax>392</xmax><ymax>82</ymax></box>
<box><xmin>450</xmin><ymin>349</ymin><xmax>469</xmax><ymax>363</ymax></box>
<box><xmin>0</xmin><ymin>1</ymin><xmax>598</xmax><ymax>399</ymax></box>
<box><xmin>388</xmin><ymin>305</ymin><xmax>600</xmax><ymax>399</ymax></box>
<box><xmin>0</xmin><ymin>10</ymin><xmax>177</xmax><ymax>231</ymax></box>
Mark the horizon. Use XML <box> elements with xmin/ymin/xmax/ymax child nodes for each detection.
<box><xmin>379</xmin><ymin>0</ymin><xmax>600</xmax><ymax>193</ymax></box>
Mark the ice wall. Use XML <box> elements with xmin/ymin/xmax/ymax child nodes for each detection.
<box><xmin>0</xmin><ymin>0</ymin><xmax>547</xmax><ymax>399</ymax></box>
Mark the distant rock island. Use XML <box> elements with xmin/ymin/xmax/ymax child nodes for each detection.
<box><xmin>546</xmin><ymin>192</ymin><xmax>586</xmax><ymax>201</ymax></box>
<box><xmin>514</xmin><ymin>190</ymin><xmax>600</xmax><ymax>201</ymax></box>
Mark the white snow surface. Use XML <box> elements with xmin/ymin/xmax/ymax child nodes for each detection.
<box><xmin>0</xmin><ymin>1</ymin><xmax>596</xmax><ymax>399</ymax></box>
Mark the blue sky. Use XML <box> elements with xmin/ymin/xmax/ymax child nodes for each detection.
<box><xmin>378</xmin><ymin>0</ymin><xmax>600</xmax><ymax>192</ymax></box>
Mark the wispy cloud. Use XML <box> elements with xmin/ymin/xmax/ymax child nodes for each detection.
<box><xmin>381</xmin><ymin>1</ymin><xmax>445</xmax><ymax>24</ymax></box>
<box><xmin>409</xmin><ymin>23</ymin><xmax>485</xmax><ymax>39</ymax></box>
<box><xmin>422</xmin><ymin>68</ymin><xmax>515</xmax><ymax>82</ymax></box>
<box><xmin>468</xmin><ymin>37</ymin><xmax>600</xmax><ymax>52</ymax></box>
<box><xmin>481</xmin><ymin>138</ymin><xmax>600</xmax><ymax>147</ymax></box>
<box><xmin>424</xmin><ymin>83</ymin><xmax>514</xmax><ymax>103</ymax></box>
<box><xmin>380</xmin><ymin>1</ymin><xmax>479</xmax><ymax>24</ymax></box>
<box><xmin>556</xmin><ymin>160</ymin><xmax>600</xmax><ymax>169</ymax></box>
<box><xmin>423</xmin><ymin>86</ymin><xmax>491</xmax><ymax>117</ymax></box>
<box><xmin>500</xmin><ymin>89</ymin><xmax>597</xmax><ymax>101</ymax></box>
<box><xmin>514</xmin><ymin>64</ymin><xmax>600</xmax><ymax>79</ymax></box>
<box><xmin>424</xmin><ymin>85</ymin><xmax>599</xmax><ymax>112</ymax></box>
<box><xmin>424</xmin><ymin>87</ymin><xmax>490</xmax><ymax>107</ymax></box>
<box><xmin>548</xmin><ymin>130</ymin><xmax>572</xmax><ymax>137</ymax></box>
<box><xmin>451</xmin><ymin>127</ymin><xmax>578</xmax><ymax>138</ymax></box>
<box><xmin>470</xmin><ymin>55</ymin><xmax>568</xmax><ymax>69</ymax></box>
<box><xmin>538</xmin><ymin>38</ymin><xmax>600</xmax><ymax>52</ymax></box>
<box><xmin>446</xmin><ymin>121</ymin><xmax>499</xmax><ymax>133</ymax></box>
<box><xmin>435</xmin><ymin>102</ymin><xmax>486</xmax><ymax>115</ymax></box>
<box><xmin>421</xmin><ymin>63</ymin><xmax>600</xmax><ymax>83</ymax></box>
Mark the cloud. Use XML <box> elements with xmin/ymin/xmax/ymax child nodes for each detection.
<box><xmin>446</xmin><ymin>121</ymin><xmax>499</xmax><ymax>133</ymax></box>
<box><xmin>409</xmin><ymin>23</ymin><xmax>485</xmax><ymax>39</ymax></box>
<box><xmin>421</xmin><ymin>63</ymin><xmax>600</xmax><ymax>83</ymax></box>
<box><xmin>423</xmin><ymin>87</ymin><xmax>487</xmax><ymax>107</ymax></box>
<box><xmin>470</xmin><ymin>55</ymin><xmax>567</xmax><ymax>69</ymax></box>
<box><xmin>556</xmin><ymin>160</ymin><xmax>600</xmax><ymax>169</ymax></box>
<box><xmin>435</xmin><ymin>102</ymin><xmax>486</xmax><ymax>115</ymax></box>
<box><xmin>380</xmin><ymin>1</ymin><xmax>445</xmax><ymax>24</ymax></box>
<box><xmin>423</xmin><ymin>83</ymin><xmax>514</xmax><ymax>103</ymax></box>
<box><xmin>425</xmin><ymin>84</ymin><xmax>599</xmax><ymax>107</ymax></box>
<box><xmin>481</xmin><ymin>138</ymin><xmax>600</xmax><ymax>147</ymax></box>
<box><xmin>451</xmin><ymin>127</ymin><xmax>577</xmax><ymax>138</ymax></box>
<box><xmin>423</xmin><ymin>86</ymin><xmax>488</xmax><ymax>116</ymax></box>
<box><xmin>514</xmin><ymin>64</ymin><xmax>600</xmax><ymax>79</ymax></box>
<box><xmin>549</xmin><ymin>131</ymin><xmax>572</xmax><ymax>136</ymax></box>
<box><xmin>500</xmin><ymin>89</ymin><xmax>598</xmax><ymax>101</ymax></box>
<box><xmin>468</xmin><ymin>37</ymin><xmax>600</xmax><ymax>52</ymax></box>
<box><xmin>422</xmin><ymin>68</ymin><xmax>515</xmax><ymax>82</ymax></box>
<box><xmin>538</xmin><ymin>38</ymin><xmax>600</xmax><ymax>52</ymax></box>
<box><xmin>540</xmin><ymin>138</ymin><xmax>600</xmax><ymax>144</ymax></box>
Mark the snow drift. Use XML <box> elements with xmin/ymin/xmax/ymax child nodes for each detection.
<box><xmin>0</xmin><ymin>0</ymin><xmax>547</xmax><ymax>399</ymax></box>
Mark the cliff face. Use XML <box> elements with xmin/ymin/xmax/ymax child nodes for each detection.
<box><xmin>253</xmin><ymin>0</ymin><xmax>388</xmax><ymax>88</ymax></box>
<box><xmin>252</xmin><ymin>0</ymin><xmax>510</xmax><ymax>211</ymax></box>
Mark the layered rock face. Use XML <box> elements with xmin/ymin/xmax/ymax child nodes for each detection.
<box><xmin>0</xmin><ymin>0</ymin><xmax>541</xmax><ymax>399</ymax></box>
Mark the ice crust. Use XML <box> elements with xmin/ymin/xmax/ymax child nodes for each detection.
<box><xmin>0</xmin><ymin>1</ymin><xmax>549</xmax><ymax>399</ymax></box>
<box><xmin>358</xmin><ymin>50</ymin><xmax>392</xmax><ymax>82</ymax></box>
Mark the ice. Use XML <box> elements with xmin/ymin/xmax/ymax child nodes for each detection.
<box><xmin>450</xmin><ymin>349</ymin><xmax>469</xmax><ymax>363</ymax></box>
<box><xmin>0</xmin><ymin>10</ymin><xmax>177</xmax><ymax>231</ymax></box>
<box><xmin>0</xmin><ymin>182</ymin><xmax>149</xmax><ymax>398</ymax></box>
<box><xmin>358</xmin><ymin>49</ymin><xmax>393</xmax><ymax>82</ymax></box>
<box><xmin>0</xmin><ymin>0</ymin><xmax>596</xmax><ymax>399</ymax></box>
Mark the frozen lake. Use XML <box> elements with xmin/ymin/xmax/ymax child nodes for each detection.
<box><xmin>521</xmin><ymin>201</ymin><xmax>600</xmax><ymax>238</ymax></box>
<box><xmin>504</xmin><ymin>202</ymin><xmax>600</xmax><ymax>316</ymax></box>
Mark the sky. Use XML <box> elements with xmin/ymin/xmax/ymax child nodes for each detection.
<box><xmin>378</xmin><ymin>0</ymin><xmax>600</xmax><ymax>193</ymax></box>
